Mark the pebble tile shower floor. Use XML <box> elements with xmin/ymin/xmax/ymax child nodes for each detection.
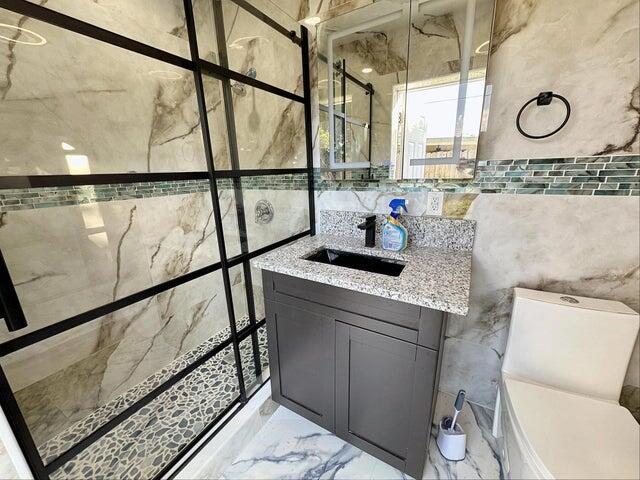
<box><xmin>49</xmin><ymin>327</ymin><xmax>268</xmax><ymax>479</ymax></box>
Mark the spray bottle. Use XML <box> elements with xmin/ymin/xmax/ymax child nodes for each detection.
<box><xmin>382</xmin><ymin>199</ymin><xmax>408</xmax><ymax>251</ymax></box>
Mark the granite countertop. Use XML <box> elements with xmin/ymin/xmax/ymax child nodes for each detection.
<box><xmin>252</xmin><ymin>234</ymin><xmax>472</xmax><ymax>315</ymax></box>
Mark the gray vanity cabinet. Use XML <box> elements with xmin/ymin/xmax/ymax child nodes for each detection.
<box><xmin>263</xmin><ymin>270</ymin><xmax>444</xmax><ymax>478</ymax></box>
<box><xmin>335</xmin><ymin>322</ymin><xmax>438</xmax><ymax>478</ymax></box>
<box><xmin>265</xmin><ymin>301</ymin><xmax>335</xmax><ymax>430</ymax></box>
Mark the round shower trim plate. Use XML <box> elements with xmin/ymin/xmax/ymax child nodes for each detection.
<box><xmin>255</xmin><ymin>200</ymin><xmax>275</xmax><ymax>224</ymax></box>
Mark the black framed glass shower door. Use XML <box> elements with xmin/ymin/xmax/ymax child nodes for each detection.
<box><xmin>0</xmin><ymin>0</ymin><xmax>314</xmax><ymax>478</ymax></box>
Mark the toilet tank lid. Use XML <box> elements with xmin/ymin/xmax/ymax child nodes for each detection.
<box><xmin>514</xmin><ymin>288</ymin><xmax>638</xmax><ymax>316</ymax></box>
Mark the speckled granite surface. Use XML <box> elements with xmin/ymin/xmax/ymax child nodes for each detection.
<box><xmin>318</xmin><ymin>210</ymin><xmax>476</xmax><ymax>251</ymax></box>
<box><xmin>252</xmin><ymin>235</ymin><xmax>472</xmax><ymax>315</ymax></box>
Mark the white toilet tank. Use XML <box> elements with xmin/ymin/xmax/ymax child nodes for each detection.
<box><xmin>503</xmin><ymin>288</ymin><xmax>639</xmax><ymax>402</ymax></box>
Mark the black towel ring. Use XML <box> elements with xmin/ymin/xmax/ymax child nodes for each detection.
<box><xmin>516</xmin><ymin>91</ymin><xmax>571</xmax><ymax>139</ymax></box>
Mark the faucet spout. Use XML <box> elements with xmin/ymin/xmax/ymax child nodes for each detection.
<box><xmin>357</xmin><ymin>215</ymin><xmax>376</xmax><ymax>247</ymax></box>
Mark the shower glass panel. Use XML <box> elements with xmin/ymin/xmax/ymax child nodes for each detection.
<box><xmin>49</xmin><ymin>346</ymin><xmax>240</xmax><ymax>479</ymax></box>
<box><xmin>241</xmin><ymin>174</ymin><xmax>310</xmax><ymax>252</ymax></box>
<box><xmin>215</xmin><ymin>179</ymin><xmax>243</xmax><ymax>256</ymax></box>
<box><xmin>23</xmin><ymin>0</ymin><xmax>191</xmax><ymax>58</ymax></box>
<box><xmin>0</xmin><ymin>270</ymin><xmax>230</xmax><ymax>462</ymax></box>
<box><xmin>345</xmin><ymin>122</ymin><xmax>370</xmax><ymax>164</ymax></box>
<box><xmin>231</xmin><ymin>82</ymin><xmax>307</xmax><ymax>170</ymax></box>
<box><xmin>195</xmin><ymin>0</ymin><xmax>303</xmax><ymax>95</ymax></box>
<box><xmin>345</xmin><ymin>78</ymin><xmax>370</xmax><ymax>122</ymax></box>
<box><xmin>238</xmin><ymin>325</ymin><xmax>268</xmax><ymax>396</ymax></box>
<box><xmin>0</xmin><ymin>8</ymin><xmax>211</xmax><ymax>176</ymax></box>
<box><xmin>227</xmin><ymin>264</ymin><xmax>252</xmax><ymax>330</ymax></box>
<box><xmin>250</xmin><ymin>256</ymin><xmax>267</xmax><ymax>320</ymax></box>
<box><xmin>203</xmin><ymin>75</ymin><xmax>234</xmax><ymax>169</ymax></box>
<box><xmin>0</xmin><ymin>0</ymin><xmax>312</xmax><ymax>478</ymax></box>
<box><xmin>0</xmin><ymin>186</ymin><xmax>230</xmax><ymax>337</ymax></box>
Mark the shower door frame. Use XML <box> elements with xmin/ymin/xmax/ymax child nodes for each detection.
<box><xmin>0</xmin><ymin>0</ymin><xmax>315</xmax><ymax>478</ymax></box>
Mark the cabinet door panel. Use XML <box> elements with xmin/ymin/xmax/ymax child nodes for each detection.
<box><xmin>266</xmin><ymin>300</ymin><xmax>335</xmax><ymax>430</ymax></box>
<box><xmin>336</xmin><ymin>322</ymin><xmax>437</xmax><ymax>477</ymax></box>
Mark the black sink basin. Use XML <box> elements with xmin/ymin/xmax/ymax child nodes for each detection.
<box><xmin>304</xmin><ymin>248</ymin><xmax>406</xmax><ymax>277</ymax></box>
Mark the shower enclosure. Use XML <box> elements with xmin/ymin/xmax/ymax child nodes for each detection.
<box><xmin>0</xmin><ymin>0</ymin><xmax>314</xmax><ymax>478</ymax></box>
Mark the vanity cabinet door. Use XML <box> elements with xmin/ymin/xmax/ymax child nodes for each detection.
<box><xmin>335</xmin><ymin>322</ymin><xmax>437</xmax><ymax>478</ymax></box>
<box><xmin>265</xmin><ymin>300</ymin><xmax>335</xmax><ymax>430</ymax></box>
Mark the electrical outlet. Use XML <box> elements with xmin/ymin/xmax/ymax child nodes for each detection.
<box><xmin>426</xmin><ymin>191</ymin><xmax>444</xmax><ymax>216</ymax></box>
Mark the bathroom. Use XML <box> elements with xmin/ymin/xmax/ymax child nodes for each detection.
<box><xmin>0</xmin><ymin>0</ymin><xmax>637</xmax><ymax>478</ymax></box>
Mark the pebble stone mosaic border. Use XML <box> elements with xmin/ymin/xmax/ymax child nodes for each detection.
<box><xmin>38</xmin><ymin>317</ymin><xmax>258</xmax><ymax>464</ymax></box>
<box><xmin>48</xmin><ymin>324</ymin><xmax>267</xmax><ymax>479</ymax></box>
<box><xmin>51</xmin><ymin>346</ymin><xmax>240</xmax><ymax>480</ymax></box>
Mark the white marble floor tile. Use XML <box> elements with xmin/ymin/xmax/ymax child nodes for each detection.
<box><xmin>222</xmin><ymin>407</ymin><xmax>410</xmax><ymax>480</ymax></box>
<box><xmin>223</xmin><ymin>392</ymin><xmax>503</xmax><ymax>480</ymax></box>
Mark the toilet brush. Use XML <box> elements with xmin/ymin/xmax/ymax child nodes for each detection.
<box><xmin>449</xmin><ymin>390</ymin><xmax>465</xmax><ymax>432</ymax></box>
<box><xmin>436</xmin><ymin>389</ymin><xmax>467</xmax><ymax>461</ymax></box>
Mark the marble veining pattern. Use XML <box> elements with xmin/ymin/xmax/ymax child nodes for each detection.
<box><xmin>0</xmin><ymin>0</ymin><xmax>307</xmax><ymax>176</ymax></box>
<box><xmin>176</xmin><ymin>392</ymin><xmax>280</xmax><ymax>480</ymax></box>
<box><xmin>222</xmin><ymin>391</ymin><xmax>502</xmax><ymax>480</ymax></box>
<box><xmin>478</xmin><ymin>0</ymin><xmax>639</xmax><ymax>160</ymax></box>
<box><xmin>252</xmin><ymin>234</ymin><xmax>472</xmax><ymax>315</ymax></box>
<box><xmin>223</xmin><ymin>407</ymin><xmax>410</xmax><ymax>480</ymax></box>
<box><xmin>0</xmin><ymin>180</ymin><xmax>303</xmax><ymax>450</ymax></box>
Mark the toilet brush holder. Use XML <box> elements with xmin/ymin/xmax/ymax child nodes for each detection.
<box><xmin>436</xmin><ymin>416</ymin><xmax>466</xmax><ymax>461</ymax></box>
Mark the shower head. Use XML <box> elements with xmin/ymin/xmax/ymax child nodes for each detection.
<box><xmin>231</xmin><ymin>67</ymin><xmax>257</xmax><ymax>97</ymax></box>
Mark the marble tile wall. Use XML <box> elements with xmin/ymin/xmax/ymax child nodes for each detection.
<box><xmin>0</xmin><ymin>192</ymin><xmax>227</xmax><ymax>337</ymax></box>
<box><xmin>0</xmin><ymin>6</ymin><xmax>207</xmax><ymax>176</ymax></box>
<box><xmin>479</xmin><ymin>0</ymin><xmax>640</xmax><ymax>160</ymax></box>
<box><xmin>0</xmin><ymin>0</ymin><xmax>307</xmax><ymax>176</ymax></box>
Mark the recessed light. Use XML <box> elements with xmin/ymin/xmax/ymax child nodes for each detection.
<box><xmin>475</xmin><ymin>40</ymin><xmax>489</xmax><ymax>54</ymax></box>
<box><xmin>0</xmin><ymin>24</ymin><xmax>46</xmax><ymax>45</ymax></box>
<box><xmin>304</xmin><ymin>16</ymin><xmax>322</xmax><ymax>26</ymax></box>
<box><xmin>61</xmin><ymin>142</ymin><xmax>75</xmax><ymax>151</ymax></box>
<box><xmin>362</xmin><ymin>67</ymin><xmax>373</xmax><ymax>74</ymax></box>
<box><xmin>147</xmin><ymin>70</ymin><xmax>183</xmax><ymax>80</ymax></box>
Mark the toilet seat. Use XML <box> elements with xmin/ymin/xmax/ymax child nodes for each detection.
<box><xmin>502</xmin><ymin>376</ymin><xmax>640</xmax><ymax>480</ymax></box>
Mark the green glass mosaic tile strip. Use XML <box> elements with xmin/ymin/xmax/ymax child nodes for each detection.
<box><xmin>315</xmin><ymin>155</ymin><xmax>639</xmax><ymax>196</ymax></box>
<box><xmin>0</xmin><ymin>174</ymin><xmax>309</xmax><ymax>212</ymax></box>
<box><xmin>1</xmin><ymin>156</ymin><xmax>637</xmax><ymax>212</ymax></box>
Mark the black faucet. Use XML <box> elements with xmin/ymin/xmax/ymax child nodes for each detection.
<box><xmin>357</xmin><ymin>215</ymin><xmax>376</xmax><ymax>247</ymax></box>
